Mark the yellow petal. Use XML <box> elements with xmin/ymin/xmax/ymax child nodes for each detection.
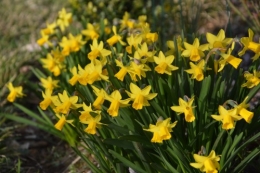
<box><xmin>239</xmin><ymin>108</ymin><xmax>253</xmax><ymax>123</ymax></box>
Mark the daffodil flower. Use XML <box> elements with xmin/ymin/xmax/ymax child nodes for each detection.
<box><xmin>211</xmin><ymin>106</ymin><xmax>242</xmax><ymax>130</ymax></box>
<box><xmin>136</xmin><ymin>42</ymin><xmax>154</xmax><ymax>62</ymax></box>
<box><xmin>69</xmin><ymin>66</ymin><xmax>80</xmax><ymax>86</ymax></box>
<box><xmin>40</xmin><ymin>76</ymin><xmax>59</xmax><ymax>91</ymax></box>
<box><xmin>190</xmin><ymin>150</ymin><xmax>220</xmax><ymax>173</ymax></box>
<box><xmin>54</xmin><ymin>114</ymin><xmax>74</xmax><ymax>131</ymax></box>
<box><xmin>236</xmin><ymin>97</ymin><xmax>254</xmax><ymax>123</ymax></box>
<box><xmin>51</xmin><ymin>48</ymin><xmax>65</xmax><ymax>62</ymax></box>
<box><xmin>42</xmin><ymin>22</ymin><xmax>57</xmax><ymax>35</ymax></box>
<box><xmin>56</xmin><ymin>8</ymin><xmax>72</xmax><ymax>32</ymax></box>
<box><xmin>105</xmin><ymin>90</ymin><xmax>130</xmax><ymax>117</ymax></box>
<box><xmin>146</xmin><ymin>32</ymin><xmax>158</xmax><ymax>43</ymax></box>
<box><xmin>6</xmin><ymin>83</ymin><xmax>24</xmax><ymax>102</ymax></box>
<box><xmin>126</xmin><ymin>34</ymin><xmax>142</xmax><ymax>54</ymax></box>
<box><xmin>241</xmin><ymin>70</ymin><xmax>260</xmax><ymax>88</ymax></box>
<box><xmin>120</xmin><ymin>12</ymin><xmax>134</xmax><ymax>30</ymax></box>
<box><xmin>114</xmin><ymin>60</ymin><xmax>129</xmax><ymax>81</ymax></box>
<box><xmin>92</xmin><ymin>85</ymin><xmax>107</xmax><ymax>110</ymax></box>
<box><xmin>143</xmin><ymin>118</ymin><xmax>177</xmax><ymax>143</ymax></box>
<box><xmin>171</xmin><ymin>96</ymin><xmax>195</xmax><ymax>122</ymax></box>
<box><xmin>165</xmin><ymin>37</ymin><xmax>184</xmax><ymax>56</ymax></box>
<box><xmin>53</xmin><ymin>90</ymin><xmax>81</xmax><ymax>114</ymax></box>
<box><xmin>218</xmin><ymin>49</ymin><xmax>242</xmax><ymax>72</ymax></box>
<box><xmin>88</xmin><ymin>39</ymin><xmax>111</xmax><ymax>60</ymax></box>
<box><xmin>107</xmin><ymin>26</ymin><xmax>126</xmax><ymax>46</ymax></box>
<box><xmin>125</xmin><ymin>83</ymin><xmax>157</xmax><ymax>110</ymax></box>
<box><xmin>239</xmin><ymin>29</ymin><xmax>260</xmax><ymax>61</ymax></box>
<box><xmin>128</xmin><ymin>62</ymin><xmax>151</xmax><ymax>81</ymax></box>
<box><xmin>41</xmin><ymin>53</ymin><xmax>63</xmax><ymax>76</ymax></box>
<box><xmin>182</xmin><ymin>38</ymin><xmax>208</xmax><ymax>62</ymax></box>
<box><xmin>154</xmin><ymin>51</ymin><xmax>178</xmax><ymax>75</ymax></box>
<box><xmin>79</xmin><ymin>104</ymin><xmax>102</xmax><ymax>135</ymax></box>
<box><xmin>185</xmin><ymin>60</ymin><xmax>205</xmax><ymax>81</ymax></box>
<box><xmin>59</xmin><ymin>34</ymin><xmax>86</xmax><ymax>56</ymax></box>
<box><xmin>206</xmin><ymin>29</ymin><xmax>232</xmax><ymax>50</ymax></box>
<box><xmin>81</xmin><ymin>23</ymin><xmax>99</xmax><ymax>40</ymax></box>
<box><xmin>79</xmin><ymin>103</ymin><xmax>101</xmax><ymax>122</ymax></box>
<box><xmin>40</xmin><ymin>89</ymin><xmax>58</xmax><ymax>110</ymax></box>
<box><xmin>37</xmin><ymin>31</ymin><xmax>52</xmax><ymax>46</ymax></box>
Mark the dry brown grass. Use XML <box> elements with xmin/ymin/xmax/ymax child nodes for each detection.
<box><xmin>0</xmin><ymin>0</ymin><xmax>66</xmax><ymax>87</ymax></box>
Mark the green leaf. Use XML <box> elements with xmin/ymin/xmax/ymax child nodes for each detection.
<box><xmin>37</xmin><ymin>107</ymin><xmax>53</xmax><ymax>125</ymax></box>
<box><xmin>227</xmin><ymin>132</ymin><xmax>243</xmax><ymax>157</ymax></box>
<box><xmin>1</xmin><ymin>113</ymin><xmax>62</xmax><ymax>138</ymax></box>
<box><xmin>13</xmin><ymin>103</ymin><xmax>48</xmax><ymax>125</ymax></box>
<box><xmin>109</xmin><ymin>149</ymin><xmax>147</xmax><ymax>173</ymax></box>
<box><xmin>119</xmin><ymin>135</ymin><xmax>152</xmax><ymax>146</ymax></box>
<box><xmin>150</xmin><ymin>163</ymin><xmax>172</xmax><ymax>173</ymax></box>
<box><xmin>199</xmin><ymin>75</ymin><xmax>211</xmax><ymax>101</ymax></box>
<box><xmin>150</xmin><ymin>100</ymin><xmax>168</xmax><ymax>119</ymax></box>
<box><xmin>29</xmin><ymin>66</ymin><xmax>46</xmax><ymax>79</ymax></box>
<box><xmin>221</xmin><ymin>131</ymin><xmax>260</xmax><ymax>172</ymax></box>
<box><xmin>232</xmin><ymin>147</ymin><xmax>260</xmax><ymax>173</ymax></box>
<box><xmin>220</xmin><ymin>133</ymin><xmax>232</xmax><ymax>167</ymax></box>
<box><xmin>104</xmin><ymin>139</ymin><xmax>134</xmax><ymax>150</ymax></box>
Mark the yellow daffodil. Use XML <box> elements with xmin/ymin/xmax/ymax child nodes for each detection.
<box><xmin>53</xmin><ymin>90</ymin><xmax>81</xmax><ymax>114</ymax></box>
<box><xmin>86</xmin><ymin>60</ymin><xmax>109</xmax><ymax>84</ymax></box>
<box><xmin>239</xmin><ymin>29</ymin><xmax>260</xmax><ymax>61</ymax></box>
<box><xmin>165</xmin><ymin>37</ymin><xmax>184</xmax><ymax>56</ymax></box>
<box><xmin>105</xmin><ymin>90</ymin><xmax>130</xmax><ymax>117</ymax></box>
<box><xmin>79</xmin><ymin>103</ymin><xmax>101</xmax><ymax>122</ymax></box>
<box><xmin>236</xmin><ymin>97</ymin><xmax>254</xmax><ymax>123</ymax></box>
<box><xmin>56</xmin><ymin>8</ymin><xmax>72</xmax><ymax>32</ymax></box>
<box><xmin>154</xmin><ymin>51</ymin><xmax>178</xmax><ymax>75</ymax></box>
<box><xmin>92</xmin><ymin>85</ymin><xmax>107</xmax><ymax>110</ymax></box>
<box><xmin>107</xmin><ymin>26</ymin><xmax>126</xmax><ymax>46</ymax></box>
<box><xmin>129</xmin><ymin>42</ymin><xmax>154</xmax><ymax>63</ymax></box>
<box><xmin>79</xmin><ymin>104</ymin><xmax>102</xmax><ymax>135</ymax></box>
<box><xmin>182</xmin><ymin>38</ymin><xmax>208</xmax><ymax>62</ymax></box>
<box><xmin>51</xmin><ymin>48</ymin><xmax>65</xmax><ymax>62</ymax></box>
<box><xmin>40</xmin><ymin>89</ymin><xmax>58</xmax><ymax>110</ymax></box>
<box><xmin>143</xmin><ymin>118</ymin><xmax>177</xmax><ymax>143</ymax></box>
<box><xmin>128</xmin><ymin>62</ymin><xmax>151</xmax><ymax>81</ymax></box>
<box><xmin>218</xmin><ymin>49</ymin><xmax>242</xmax><ymax>72</ymax></box>
<box><xmin>190</xmin><ymin>150</ymin><xmax>220</xmax><ymax>173</ymax></box>
<box><xmin>59</xmin><ymin>34</ymin><xmax>86</xmax><ymax>56</ymax></box>
<box><xmin>114</xmin><ymin>60</ymin><xmax>129</xmax><ymax>81</ymax></box>
<box><xmin>68</xmin><ymin>66</ymin><xmax>80</xmax><ymax>86</ymax></box>
<box><xmin>185</xmin><ymin>60</ymin><xmax>205</xmax><ymax>81</ymax></box>
<box><xmin>211</xmin><ymin>106</ymin><xmax>242</xmax><ymax>130</ymax></box>
<box><xmin>171</xmin><ymin>96</ymin><xmax>195</xmax><ymax>122</ymax></box>
<box><xmin>41</xmin><ymin>53</ymin><xmax>63</xmax><ymax>76</ymax></box>
<box><xmin>6</xmin><ymin>83</ymin><xmax>24</xmax><ymax>102</ymax></box>
<box><xmin>41</xmin><ymin>22</ymin><xmax>57</xmax><ymax>35</ymax></box>
<box><xmin>81</xmin><ymin>23</ymin><xmax>99</xmax><ymax>40</ymax></box>
<box><xmin>241</xmin><ymin>70</ymin><xmax>260</xmax><ymax>88</ymax></box>
<box><xmin>125</xmin><ymin>83</ymin><xmax>157</xmax><ymax>110</ymax></box>
<box><xmin>37</xmin><ymin>31</ymin><xmax>52</xmax><ymax>47</ymax></box>
<box><xmin>82</xmin><ymin>113</ymin><xmax>102</xmax><ymax>134</ymax></box>
<box><xmin>136</xmin><ymin>15</ymin><xmax>147</xmax><ymax>28</ymax></box>
<box><xmin>146</xmin><ymin>32</ymin><xmax>158</xmax><ymax>43</ymax></box>
<box><xmin>88</xmin><ymin>39</ymin><xmax>111</xmax><ymax>61</ymax></box>
<box><xmin>40</xmin><ymin>76</ymin><xmax>59</xmax><ymax>91</ymax></box>
<box><xmin>120</xmin><ymin>12</ymin><xmax>134</xmax><ymax>30</ymax></box>
<box><xmin>126</xmin><ymin>34</ymin><xmax>142</xmax><ymax>54</ymax></box>
<box><xmin>54</xmin><ymin>114</ymin><xmax>74</xmax><ymax>131</ymax></box>
<box><xmin>206</xmin><ymin>29</ymin><xmax>232</xmax><ymax>50</ymax></box>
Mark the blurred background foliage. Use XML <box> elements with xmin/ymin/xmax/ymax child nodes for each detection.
<box><xmin>0</xmin><ymin>0</ymin><xmax>259</xmax><ymax>172</ymax></box>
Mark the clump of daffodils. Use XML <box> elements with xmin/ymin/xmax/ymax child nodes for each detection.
<box><xmin>8</xmin><ymin>5</ymin><xmax>260</xmax><ymax>173</ymax></box>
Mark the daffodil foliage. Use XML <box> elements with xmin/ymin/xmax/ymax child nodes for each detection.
<box><xmin>7</xmin><ymin>3</ymin><xmax>260</xmax><ymax>173</ymax></box>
